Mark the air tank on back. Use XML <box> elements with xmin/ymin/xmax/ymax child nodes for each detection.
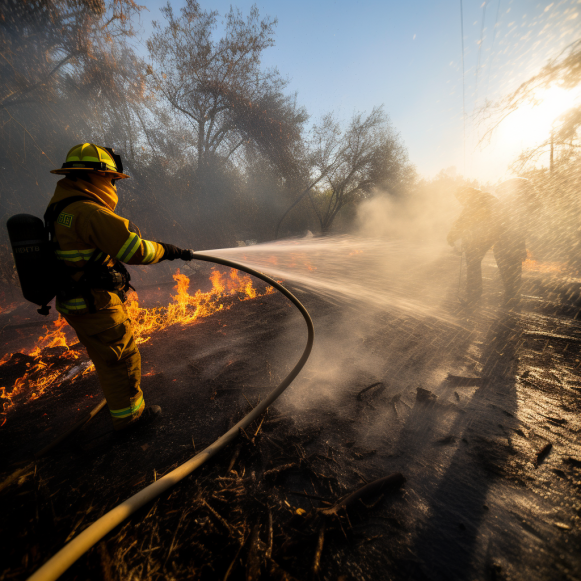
<box><xmin>6</xmin><ymin>214</ymin><xmax>56</xmax><ymax>312</ymax></box>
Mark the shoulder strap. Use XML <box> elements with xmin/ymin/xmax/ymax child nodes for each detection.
<box><xmin>45</xmin><ymin>194</ymin><xmax>110</xmax><ymax>273</ymax></box>
<box><xmin>44</xmin><ymin>195</ymin><xmax>106</xmax><ymax>240</ymax></box>
<box><xmin>45</xmin><ymin>195</ymin><xmax>129</xmax><ymax>313</ymax></box>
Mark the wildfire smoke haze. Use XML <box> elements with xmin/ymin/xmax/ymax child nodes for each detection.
<box><xmin>1</xmin><ymin>1</ymin><xmax>581</xmax><ymax>580</ymax></box>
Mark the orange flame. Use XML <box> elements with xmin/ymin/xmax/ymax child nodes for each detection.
<box><xmin>523</xmin><ymin>250</ymin><xmax>566</xmax><ymax>274</ymax></box>
<box><xmin>0</xmin><ymin>319</ymin><xmax>81</xmax><ymax>425</ymax></box>
<box><xmin>126</xmin><ymin>267</ymin><xmax>272</xmax><ymax>343</ymax></box>
<box><xmin>29</xmin><ymin>316</ymin><xmax>79</xmax><ymax>355</ymax></box>
<box><xmin>0</xmin><ymin>268</ymin><xmax>273</xmax><ymax>425</ymax></box>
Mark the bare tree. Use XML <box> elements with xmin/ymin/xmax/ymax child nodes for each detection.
<box><xmin>477</xmin><ymin>40</ymin><xmax>581</xmax><ymax>268</ymax></box>
<box><xmin>147</xmin><ymin>0</ymin><xmax>305</xmax><ymax>174</ymax></box>
<box><xmin>307</xmin><ymin>107</ymin><xmax>414</xmax><ymax>233</ymax></box>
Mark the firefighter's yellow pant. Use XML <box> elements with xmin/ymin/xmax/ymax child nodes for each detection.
<box><xmin>63</xmin><ymin>295</ymin><xmax>144</xmax><ymax>430</ymax></box>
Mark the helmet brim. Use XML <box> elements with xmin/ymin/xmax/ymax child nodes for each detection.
<box><xmin>50</xmin><ymin>168</ymin><xmax>130</xmax><ymax>180</ymax></box>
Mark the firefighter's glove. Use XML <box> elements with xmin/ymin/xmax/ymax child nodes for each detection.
<box><xmin>161</xmin><ymin>243</ymin><xmax>195</xmax><ymax>262</ymax></box>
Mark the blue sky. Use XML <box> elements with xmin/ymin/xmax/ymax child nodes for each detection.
<box><xmin>132</xmin><ymin>1</ymin><xmax>581</xmax><ymax>183</ymax></box>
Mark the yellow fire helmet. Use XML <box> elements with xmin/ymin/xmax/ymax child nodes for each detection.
<box><xmin>50</xmin><ymin>143</ymin><xmax>130</xmax><ymax>180</ymax></box>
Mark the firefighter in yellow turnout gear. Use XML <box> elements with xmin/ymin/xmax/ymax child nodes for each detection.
<box><xmin>49</xmin><ymin>143</ymin><xmax>194</xmax><ymax>430</ymax></box>
<box><xmin>447</xmin><ymin>186</ymin><xmax>527</xmax><ymax>308</ymax></box>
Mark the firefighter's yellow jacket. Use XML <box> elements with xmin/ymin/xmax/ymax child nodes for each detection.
<box><xmin>48</xmin><ymin>175</ymin><xmax>165</xmax><ymax>315</ymax></box>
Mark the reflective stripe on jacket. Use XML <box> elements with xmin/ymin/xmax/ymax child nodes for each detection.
<box><xmin>49</xmin><ymin>176</ymin><xmax>165</xmax><ymax>314</ymax></box>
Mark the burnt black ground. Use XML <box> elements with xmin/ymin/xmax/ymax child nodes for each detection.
<box><xmin>0</xmin><ymin>253</ymin><xmax>580</xmax><ymax>581</ymax></box>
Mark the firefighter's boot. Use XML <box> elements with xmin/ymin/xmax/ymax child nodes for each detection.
<box><xmin>133</xmin><ymin>405</ymin><xmax>162</xmax><ymax>428</ymax></box>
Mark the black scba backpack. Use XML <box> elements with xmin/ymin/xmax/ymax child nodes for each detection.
<box><xmin>7</xmin><ymin>197</ymin><xmax>132</xmax><ymax>316</ymax></box>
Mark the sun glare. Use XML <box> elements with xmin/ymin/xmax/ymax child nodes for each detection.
<box><xmin>500</xmin><ymin>86</ymin><xmax>581</xmax><ymax>148</ymax></box>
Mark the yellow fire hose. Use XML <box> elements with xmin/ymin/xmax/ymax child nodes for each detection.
<box><xmin>27</xmin><ymin>252</ymin><xmax>315</xmax><ymax>581</ymax></box>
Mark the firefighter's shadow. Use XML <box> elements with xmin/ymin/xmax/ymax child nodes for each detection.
<box><xmin>397</xmin><ymin>314</ymin><xmax>521</xmax><ymax>580</ymax></box>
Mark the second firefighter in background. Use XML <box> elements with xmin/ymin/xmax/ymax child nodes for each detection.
<box><xmin>48</xmin><ymin>143</ymin><xmax>194</xmax><ymax>430</ymax></box>
<box><xmin>447</xmin><ymin>181</ymin><xmax>535</xmax><ymax>308</ymax></box>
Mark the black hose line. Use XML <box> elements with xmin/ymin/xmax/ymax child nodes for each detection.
<box><xmin>27</xmin><ymin>252</ymin><xmax>315</xmax><ymax>581</ymax></box>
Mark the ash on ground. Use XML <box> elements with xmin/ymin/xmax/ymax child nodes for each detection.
<box><xmin>0</xmin><ymin>252</ymin><xmax>580</xmax><ymax>581</ymax></box>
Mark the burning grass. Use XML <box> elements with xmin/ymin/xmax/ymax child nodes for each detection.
<box><xmin>126</xmin><ymin>268</ymin><xmax>274</xmax><ymax>345</ymax></box>
<box><xmin>0</xmin><ymin>268</ymin><xmax>274</xmax><ymax>426</ymax></box>
<box><xmin>523</xmin><ymin>250</ymin><xmax>567</xmax><ymax>274</ymax></box>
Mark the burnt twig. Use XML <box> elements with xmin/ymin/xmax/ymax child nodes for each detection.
<box><xmin>266</xmin><ymin>510</ymin><xmax>273</xmax><ymax>560</ymax></box>
<box><xmin>164</xmin><ymin>509</ymin><xmax>189</xmax><ymax>566</ymax></box>
<box><xmin>311</xmin><ymin>522</ymin><xmax>325</xmax><ymax>580</ymax></box>
<box><xmin>227</xmin><ymin>444</ymin><xmax>243</xmax><ymax>474</ymax></box>
<box><xmin>246</xmin><ymin>523</ymin><xmax>263</xmax><ymax>581</ymax></box>
<box><xmin>201</xmin><ymin>499</ymin><xmax>233</xmax><ymax>534</ymax></box>
<box><xmin>253</xmin><ymin>414</ymin><xmax>267</xmax><ymax>440</ymax></box>
<box><xmin>319</xmin><ymin>473</ymin><xmax>406</xmax><ymax>516</ymax></box>
<box><xmin>263</xmin><ymin>463</ymin><xmax>299</xmax><ymax>479</ymax></box>
<box><xmin>356</xmin><ymin>382</ymin><xmax>386</xmax><ymax>401</ymax></box>
<box><xmin>536</xmin><ymin>442</ymin><xmax>553</xmax><ymax>465</ymax></box>
<box><xmin>224</xmin><ymin>530</ymin><xmax>250</xmax><ymax>581</ymax></box>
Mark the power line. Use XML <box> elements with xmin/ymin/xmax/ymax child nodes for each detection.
<box><xmin>475</xmin><ymin>1</ymin><xmax>488</xmax><ymax>103</ymax></box>
<box><xmin>460</xmin><ymin>0</ymin><xmax>466</xmax><ymax>174</ymax></box>
<box><xmin>484</xmin><ymin>0</ymin><xmax>502</xmax><ymax>103</ymax></box>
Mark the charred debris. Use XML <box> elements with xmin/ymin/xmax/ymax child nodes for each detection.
<box><xmin>1</xmin><ymin>397</ymin><xmax>407</xmax><ymax>581</ymax></box>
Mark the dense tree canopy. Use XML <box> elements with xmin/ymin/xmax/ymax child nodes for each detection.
<box><xmin>0</xmin><ymin>0</ymin><xmax>142</xmax><ymax>110</ymax></box>
<box><xmin>147</xmin><ymin>0</ymin><xmax>307</xmax><ymax>177</ymax></box>
<box><xmin>0</xmin><ymin>0</ymin><xmax>420</xmax><ymax>300</ymax></box>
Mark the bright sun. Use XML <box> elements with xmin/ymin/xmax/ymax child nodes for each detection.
<box><xmin>500</xmin><ymin>86</ymin><xmax>581</xmax><ymax>147</ymax></box>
